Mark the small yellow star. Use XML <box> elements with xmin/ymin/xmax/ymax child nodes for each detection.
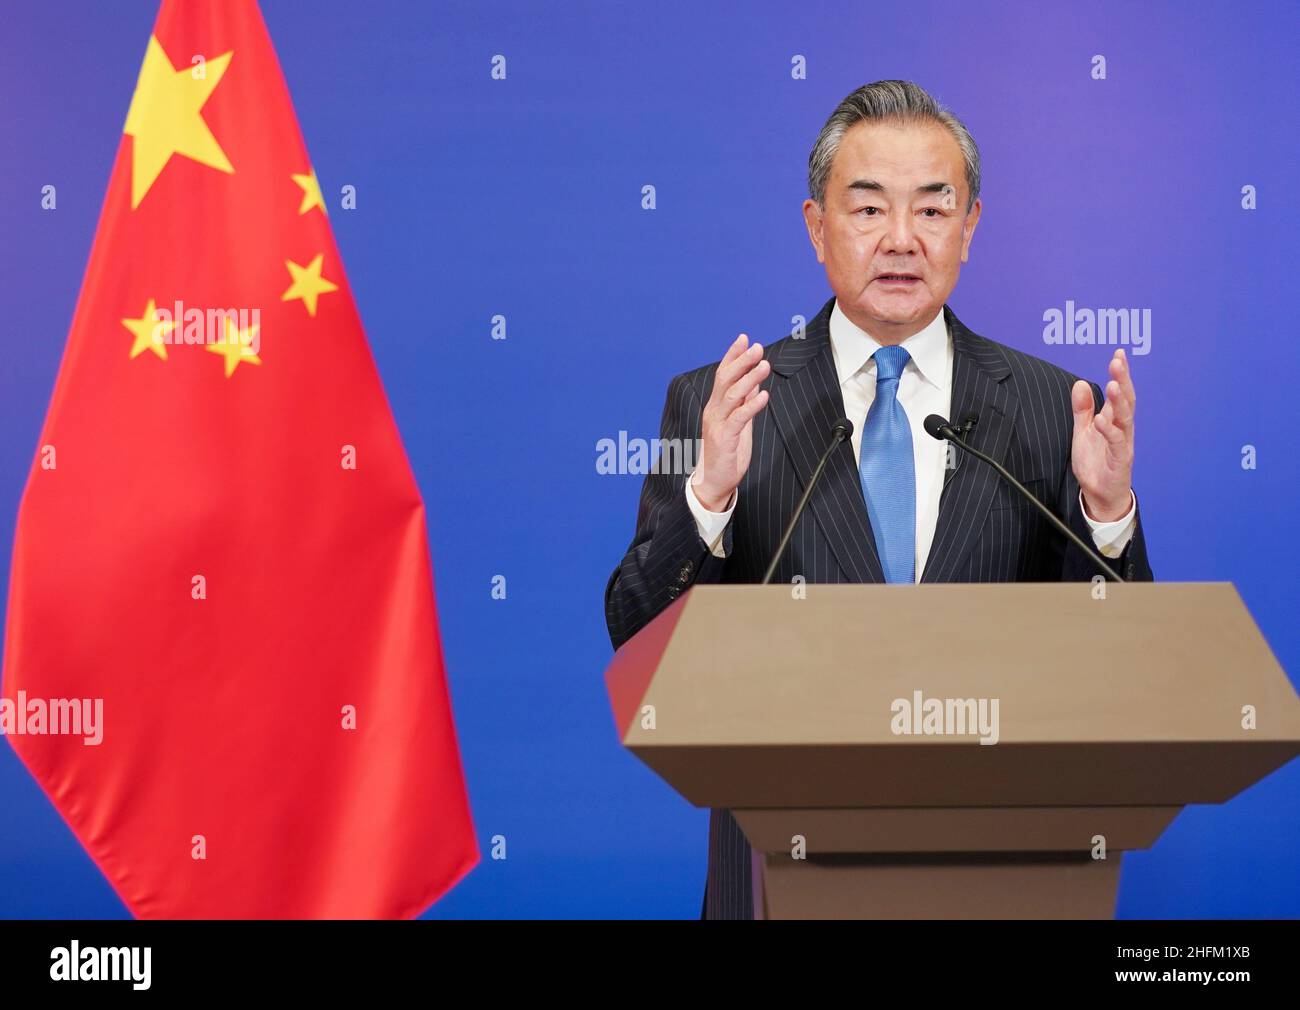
<box><xmin>123</xmin><ymin>36</ymin><xmax>234</xmax><ymax>209</ymax></box>
<box><xmin>123</xmin><ymin>297</ymin><xmax>176</xmax><ymax>360</ymax></box>
<box><xmin>291</xmin><ymin>168</ymin><xmax>326</xmax><ymax>215</ymax></box>
<box><xmin>206</xmin><ymin>316</ymin><xmax>262</xmax><ymax>377</ymax></box>
<box><xmin>282</xmin><ymin>254</ymin><xmax>339</xmax><ymax>317</ymax></box>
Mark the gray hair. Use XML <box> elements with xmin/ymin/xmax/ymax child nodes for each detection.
<box><xmin>807</xmin><ymin>80</ymin><xmax>981</xmax><ymax>212</ymax></box>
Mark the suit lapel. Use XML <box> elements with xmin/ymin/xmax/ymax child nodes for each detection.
<box><xmin>921</xmin><ymin>307</ymin><xmax>1020</xmax><ymax>582</ymax></box>
<box><xmin>767</xmin><ymin>300</ymin><xmax>884</xmax><ymax>584</ymax></box>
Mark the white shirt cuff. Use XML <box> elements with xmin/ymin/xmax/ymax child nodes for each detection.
<box><xmin>685</xmin><ymin>473</ymin><xmax>736</xmax><ymax>559</ymax></box>
<box><xmin>1080</xmin><ymin>489</ymin><xmax>1136</xmax><ymax>559</ymax></box>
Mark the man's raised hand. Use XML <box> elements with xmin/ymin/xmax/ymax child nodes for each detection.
<box><xmin>1071</xmin><ymin>348</ymin><xmax>1136</xmax><ymax>523</ymax></box>
<box><xmin>691</xmin><ymin>333</ymin><xmax>771</xmax><ymax>512</ymax></box>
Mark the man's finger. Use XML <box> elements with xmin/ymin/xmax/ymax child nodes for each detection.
<box><xmin>725</xmin><ymin>388</ymin><xmax>769</xmax><ymax>431</ymax></box>
<box><xmin>1099</xmin><ymin>392</ymin><xmax>1116</xmax><ymax>427</ymax></box>
<box><xmin>713</xmin><ymin>340</ymin><xmax>763</xmax><ymax>397</ymax></box>
<box><xmin>721</xmin><ymin>332</ymin><xmax>748</xmax><ymax>365</ymax></box>
<box><xmin>711</xmin><ymin>334</ymin><xmax>751</xmax><ymax>393</ymax></box>
<box><xmin>1093</xmin><ymin>410</ymin><xmax>1126</xmax><ymax>446</ymax></box>
<box><xmin>1107</xmin><ymin>378</ymin><xmax>1133</xmax><ymax>428</ymax></box>
<box><xmin>1070</xmin><ymin>380</ymin><xmax>1094</xmax><ymax>434</ymax></box>
<box><xmin>721</xmin><ymin>358</ymin><xmax>770</xmax><ymax>413</ymax></box>
<box><xmin>1111</xmin><ymin>350</ymin><xmax>1137</xmax><ymax>415</ymax></box>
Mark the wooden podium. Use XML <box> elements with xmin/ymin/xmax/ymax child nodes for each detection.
<box><xmin>603</xmin><ymin>583</ymin><xmax>1300</xmax><ymax>919</ymax></box>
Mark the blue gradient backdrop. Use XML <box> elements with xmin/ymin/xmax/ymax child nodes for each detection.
<box><xmin>1</xmin><ymin>0</ymin><xmax>1297</xmax><ymax>917</ymax></box>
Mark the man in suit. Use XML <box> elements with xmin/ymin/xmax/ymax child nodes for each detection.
<box><xmin>604</xmin><ymin>80</ymin><xmax>1153</xmax><ymax>920</ymax></box>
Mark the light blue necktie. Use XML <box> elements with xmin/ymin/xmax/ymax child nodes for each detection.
<box><xmin>859</xmin><ymin>345</ymin><xmax>915</xmax><ymax>583</ymax></box>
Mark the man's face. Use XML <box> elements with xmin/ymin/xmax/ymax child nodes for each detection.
<box><xmin>802</xmin><ymin>119</ymin><xmax>981</xmax><ymax>343</ymax></box>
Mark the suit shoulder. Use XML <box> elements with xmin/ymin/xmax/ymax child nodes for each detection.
<box><xmin>665</xmin><ymin>360</ymin><xmax>717</xmax><ymax>405</ymax></box>
<box><xmin>963</xmin><ymin>327</ymin><xmax>1091</xmax><ymax>396</ymax></box>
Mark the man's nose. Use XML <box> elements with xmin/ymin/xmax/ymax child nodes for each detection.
<box><xmin>883</xmin><ymin>211</ymin><xmax>919</xmax><ymax>254</ymax></box>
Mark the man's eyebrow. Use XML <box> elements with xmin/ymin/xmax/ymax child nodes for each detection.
<box><xmin>845</xmin><ymin>180</ymin><xmax>954</xmax><ymax>196</ymax></box>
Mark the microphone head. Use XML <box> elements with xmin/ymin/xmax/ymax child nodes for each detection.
<box><xmin>923</xmin><ymin>414</ymin><xmax>950</xmax><ymax>441</ymax></box>
<box><xmin>832</xmin><ymin>417</ymin><xmax>854</xmax><ymax>440</ymax></box>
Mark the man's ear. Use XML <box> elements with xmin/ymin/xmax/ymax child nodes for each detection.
<box><xmin>959</xmin><ymin>197</ymin><xmax>982</xmax><ymax>263</ymax></box>
<box><xmin>802</xmin><ymin>198</ymin><xmax>826</xmax><ymax>264</ymax></box>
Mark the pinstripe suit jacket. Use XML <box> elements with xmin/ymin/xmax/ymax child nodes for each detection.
<box><xmin>603</xmin><ymin>296</ymin><xmax>1154</xmax><ymax>920</ymax></box>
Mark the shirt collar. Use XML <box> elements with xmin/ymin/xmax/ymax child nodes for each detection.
<box><xmin>828</xmin><ymin>299</ymin><xmax>950</xmax><ymax>391</ymax></box>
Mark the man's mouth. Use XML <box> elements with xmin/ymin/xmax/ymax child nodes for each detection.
<box><xmin>875</xmin><ymin>273</ymin><xmax>921</xmax><ymax>286</ymax></box>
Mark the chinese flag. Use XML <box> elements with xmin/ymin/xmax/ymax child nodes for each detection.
<box><xmin>1</xmin><ymin>0</ymin><xmax>478</xmax><ymax>917</ymax></box>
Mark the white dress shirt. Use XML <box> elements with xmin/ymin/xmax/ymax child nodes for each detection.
<box><xmin>685</xmin><ymin>300</ymin><xmax>1136</xmax><ymax>575</ymax></box>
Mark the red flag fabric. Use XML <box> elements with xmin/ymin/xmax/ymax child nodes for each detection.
<box><xmin>1</xmin><ymin>0</ymin><xmax>478</xmax><ymax>917</ymax></box>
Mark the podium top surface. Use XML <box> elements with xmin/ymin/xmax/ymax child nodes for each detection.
<box><xmin>603</xmin><ymin>583</ymin><xmax>1300</xmax><ymax>807</ymax></box>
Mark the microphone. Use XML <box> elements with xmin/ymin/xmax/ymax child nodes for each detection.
<box><xmin>923</xmin><ymin>413</ymin><xmax>1125</xmax><ymax>583</ymax></box>
<box><xmin>761</xmin><ymin>417</ymin><xmax>854</xmax><ymax>585</ymax></box>
<box><xmin>925</xmin><ymin>412</ymin><xmax>979</xmax><ymax>441</ymax></box>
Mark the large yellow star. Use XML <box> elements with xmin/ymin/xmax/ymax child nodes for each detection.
<box><xmin>282</xmin><ymin>254</ymin><xmax>339</xmax><ymax>316</ymax></box>
<box><xmin>123</xmin><ymin>297</ymin><xmax>176</xmax><ymax>361</ymax></box>
<box><xmin>206</xmin><ymin>316</ymin><xmax>262</xmax><ymax>377</ymax></box>
<box><xmin>291</xmin><ymin>168</ymin><xmax>326</xmax><ymax>215</ymax></box>
<box><xmin>123</xmin><ymin>36</ymin><xmax>234</xmax><ymax>209</ymax></box>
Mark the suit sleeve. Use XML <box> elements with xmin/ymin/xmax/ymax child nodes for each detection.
<box><xmin>1057</xmin><ymin>381</ymin><xmax>1154</xmax><ymax>582</ymax></box>
<box><xmin>604</xmin><ymin>372</ymin><xmax>731</xmax><ymax>650</ymax></box>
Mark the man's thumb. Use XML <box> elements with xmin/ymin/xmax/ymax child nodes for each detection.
<box><xmin>1070</xmin><ymin>380</ymin><xmax>1095</xmax><ymax>432</ymax></box>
